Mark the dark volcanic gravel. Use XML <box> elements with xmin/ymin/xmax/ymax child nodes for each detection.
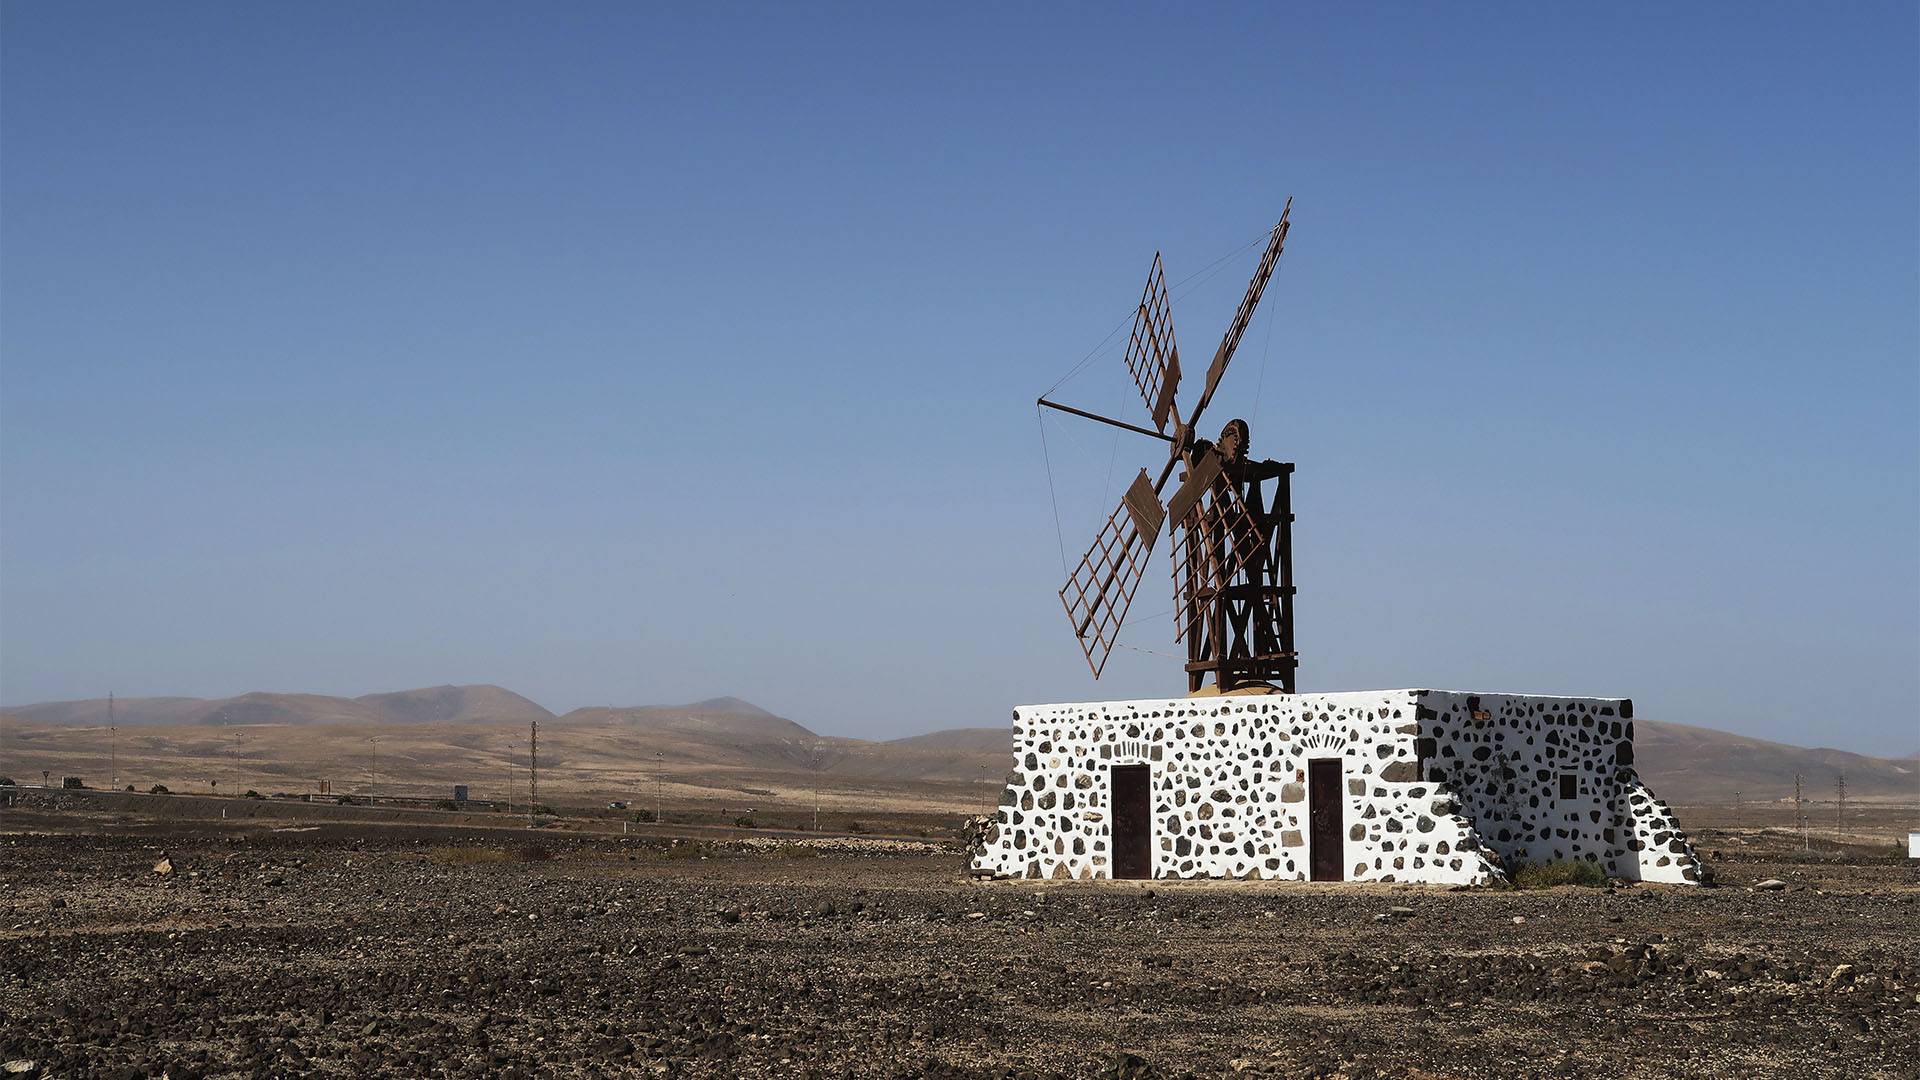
<box><xmin>1</xmin><ymin>824</ymin><xmax>1915</xmax><ymax>1079</ymax></box>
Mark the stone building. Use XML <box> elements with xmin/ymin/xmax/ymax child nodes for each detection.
<box><xmin>971</xmin><ymin>688</ymin><xmax>1701</xmax><ymax>886</ymax></box>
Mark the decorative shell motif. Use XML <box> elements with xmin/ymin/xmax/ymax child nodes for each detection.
<box><xmin>1298</xmin><ymin>731</ymin><xmax>1347</xmax><ymax>752</ymax></box>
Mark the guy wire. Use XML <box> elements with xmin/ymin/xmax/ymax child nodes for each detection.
<box><xmin>1117</xmin><ymin>643</ymin><xmax>1185</xmax><ymax>660</ymax></box>
<box><xmin>1038</xmin><ymin>406</ymin><xmax>1070</xmax><ymax>578</ymax></box>
<box><xmin>1251</xmin><ymin>253</ymin><xmax>1286</xmax><ymax>426</ymax></box>
<box><xmin>1042</xmin><ymin>227</ymin><xmax>1271</xmax><ymax>399</ymax></box>
<box><xmin>1169</xmin><ymin>230</ymin><xmax>1268</xmax><ymax>303</ymax></box>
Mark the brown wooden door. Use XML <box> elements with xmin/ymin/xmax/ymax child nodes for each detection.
<box><xmin>1111</xmin><ymin>765</ymin><xmax>1152</xmax><ymax>879</ymax></box>
<box><xmin>1308</xmin><ymin>758</ymin><xmax>1343</xmax><ymax>881</ymax></box>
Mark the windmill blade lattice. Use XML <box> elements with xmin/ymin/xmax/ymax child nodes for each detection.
<box><xmin>1059</xmin><ymin>469</ymin><xmax>1164</xmax><ymax>678</ymax></box>
<box><xmin>1195</xmin><ymin>204</ymin><xmax>1290</xmax><ymax>422</ymax></box>
<box><xmin>1123</xmin><ymin>253</ymin><xmax>1182</xmax><ymax>434</ymax></box>
<box><xmin>1171</xmin><ymin>464</ymin><xmax>1266</xmax><ymax>644</ymax></box>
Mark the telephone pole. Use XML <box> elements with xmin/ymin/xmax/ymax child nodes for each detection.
<box><xmin>527</xmin><ymin>720</ymin><xmax>538</xmax><ymax>816</ymax></box>
<box><xmin>109</xmin><ymin>692</ymin><xmax>118</xmax><ymax>789</ymax></box>
<box><xmin>1835</xmin><ymin>771</ymin><xmax>1848</xmax><ymax>841</ymax></box>
<box><xmin>806</xmin><ymin>741</ymin><xmax>824</xmax><ymax>832</ymax></box>
<box><xmin>1794</xmin><ymin>773</ymin><xmax>1807</xmax><ymax>850</ymax></box>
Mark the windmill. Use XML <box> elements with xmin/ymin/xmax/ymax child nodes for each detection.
<box><xmin>1040</xmin><ymin>202</ymin><xmax>1296</xmax><ymax>695</ymax></box>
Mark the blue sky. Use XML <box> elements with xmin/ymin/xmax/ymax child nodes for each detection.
<box><xmin>3</xmin><ymin>3</ymin><xmax>1915</xmax><ymax>755</ymax></box>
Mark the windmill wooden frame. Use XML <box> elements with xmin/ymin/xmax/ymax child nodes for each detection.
<box><xmin>1041</xmin><ymin>203</ymin><xmax>1297</xmax><ymax>694</ymax></box>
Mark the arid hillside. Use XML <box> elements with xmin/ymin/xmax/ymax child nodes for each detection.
<box><xmin>0</xmin><ymin>698</ymin><xmax>1005</xmax><ymax>821</ymax></box>
<box><xmin>4</xmin><ymin>687</ymin><xmax>1914</xmax><ymax>817</ymax></box>
<box><xmin>4</xmin><ymin>684</ymin><xmax>553</xmax><ymax>727</ymax></box>
<box><xmin>1632</xmin><ymin>718</ymin><xmax>1917</xmax><ymax>803</ymax></box>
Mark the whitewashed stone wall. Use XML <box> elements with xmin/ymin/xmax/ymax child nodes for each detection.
<box><xmin>1410</xmin><ymin>692</ymin><xmax>1700</xmax><ymax>884</ymax></box>
<box><xmin>971</xmin><ymin>689</ymin><xmax>1701</xmax><ymax>886</ymax></box>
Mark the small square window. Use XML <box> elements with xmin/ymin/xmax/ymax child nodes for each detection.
<box><xmin>1560</xmin><ymin>775</ymin><xmax>1578</xmax><ymax>800</ymax></box>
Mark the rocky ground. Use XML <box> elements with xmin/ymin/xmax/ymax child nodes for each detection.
<box><xmin>0</xmin><ymin>805</ymin><xmax>1915</xmax><ymax>1079</ymax></box>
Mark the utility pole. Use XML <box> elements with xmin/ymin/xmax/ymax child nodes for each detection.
<box><xmin>1733</xmin><ymin>790</ymin><xmax>1740</xmax><ymax>832</ymax></box>
<box><xmin>1794</xmin><ymin>773</ymin><xmax>1807</xmax><ymax>851</ymax></box>
<box><xmin>1836</xmin><ymin>771</ymin><xmax>1847</xmax><ymax>841</ymax></box>
<box><xmin>654</xmin><ymin>751</ymin><xmax>663</xmax><ymax>823</ymax></box>
<box><xmin>369</xmin><ymin>736</ymin><xmax>381</xmax><ymax>804</ymax></box>
<box><xmin>109</xmin><ymin>692</ymin><xmax>117</xmax><ymax>789</ymax></box>
<box><xmin>528</xmin><ymin>720</ymin><xmax>538</xmax><ymax>816</ymax></box>
<box><xmin>805</xmin><ymin>741</ymin><xmax>823</xmax><ymax>832</ymax></box>
<box><xmin>506</xmin><ymin>741</ymin><xmax>515</xmax><ymax>813</ymax></box>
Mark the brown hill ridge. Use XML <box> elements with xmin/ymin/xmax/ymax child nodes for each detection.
<box><xmin>5</xmin><ymin>687</ymin><xmax>1913</xmax><ymax>803</ymax></box>
<box><xmin>886</xmin><ymin>727</ymin><xmax>1013</xmax><ymax>752</ymax></box>
<box><xmin>3</xmin><ymin>685</ymin><xmax>554</xmax><ymax>728</ymax></box>
<box><xmin>355</xmin><ymin>685</ymin><xmax>557</xmax><ymax>726</ymax></box>
<box><xmin>559</xmin><ymin>703</ymin><xmax>816</xmax><ymax>743</ymax></box>
<box><xmin>1631</xmin><ymin>718</ymin><xmax>1916</xmax><ymax>803</ymax></box>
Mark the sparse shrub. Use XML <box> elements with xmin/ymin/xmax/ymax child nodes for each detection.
<box><xmin>510</xmin><ymin>845</ymin><xmax>553</xmax><ymax>862</ymax></box>
<box><xmin>149</xmin><ymin>784</ymin><xmax>169</xmax><ymax>794</ymax></box>
<box><xmin>0</xmin><ymin>777</ymin><xmax>14</xmax><ymax>786</ymax></box>
<box><xmin>733</xmin><ymin>815</ymin><xmax>759</xmax><ymax>829</ymax></box>
<box><xmin>434</xmin><ymin>799</ymin><xmax>459</xmax><ymax>811</ymax></box>
<box><xmin>769</xmin><ymin>843</ymin><xmax>819</xmax><ymax>858</ymax></box>
<box><xmin>844</xmin><ymin>821</ymin><xmax>867</xmax><ymax>834</ymax></box>
<box><xmin>336</xmin><ymin>795</ymin><xmax>356</xmax><ymax>806</ymax></box>
<box><xmin>61</xmin><ymin>777</ymin><xmax>85</xmax><ymax>789</ymax></box>
<box><xmin>243</xmin><ymin>789</ymin><xmax>264</xmax><ymax>800</ymax></box>
<box><xmin>427</xmin><ymin>845</ymin><xmax>506</xmax><ymax>865</ymax></box>
<box><xmin>629</xmin><ymin>809</ymin><xmax>656</xmax><ymax>823</ymax></box>
<box><xmin>660</xmin><ymin>840</ymin><xmax>704</xmax><ymax>860</ymax></box>
<box><xmin>124</xmin><ymin>785</ymin><xmax>135</xmax><ymax>792</ymax></box>
<box><xmin>1512</xmin><ymin>858</ymin><xmax>1607</xmax><ymax>889</ymax></box>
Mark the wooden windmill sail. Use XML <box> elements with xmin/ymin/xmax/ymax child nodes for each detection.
<box><xmin>1041</xmin><ymin>203</ymin><xmax>1297</xmax><ymax>694</ymax></box>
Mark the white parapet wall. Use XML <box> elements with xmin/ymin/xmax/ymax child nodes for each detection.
<box><xmin>971</xmin><ymin>689</ymin><xmax>1703</xmax><ymax>886</ymax></box>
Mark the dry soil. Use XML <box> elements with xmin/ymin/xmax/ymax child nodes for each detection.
<box><xmin>0</xmin><ymin>797</ymin><xmax>1915</xmax><ymax>1080</ymax></box>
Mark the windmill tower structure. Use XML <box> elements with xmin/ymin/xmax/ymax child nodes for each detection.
<box><xmin>975</xmin><ymin>205</ymin><xmax>1705</xmax><ymax>886</ymax></box>
<box><xmin>1041</xmin><ymin>201</ymin><xmax>1295</xmax><ymax>695</ymax></box>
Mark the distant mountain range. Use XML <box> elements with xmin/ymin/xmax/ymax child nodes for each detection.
<box><xmin>1630</xmin><ymin>717</ymin><xmax>1916</xmax><ymax>802</ymax></box>
<box><xmin>4</xmin><ymin>685</ymin><xmax>1915</xmax><ymax>801</ymax></box>
<box><xmin>2</xmin><ymin>685</ymin><xmax>554</xmax><ymax>728</ymax></box>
